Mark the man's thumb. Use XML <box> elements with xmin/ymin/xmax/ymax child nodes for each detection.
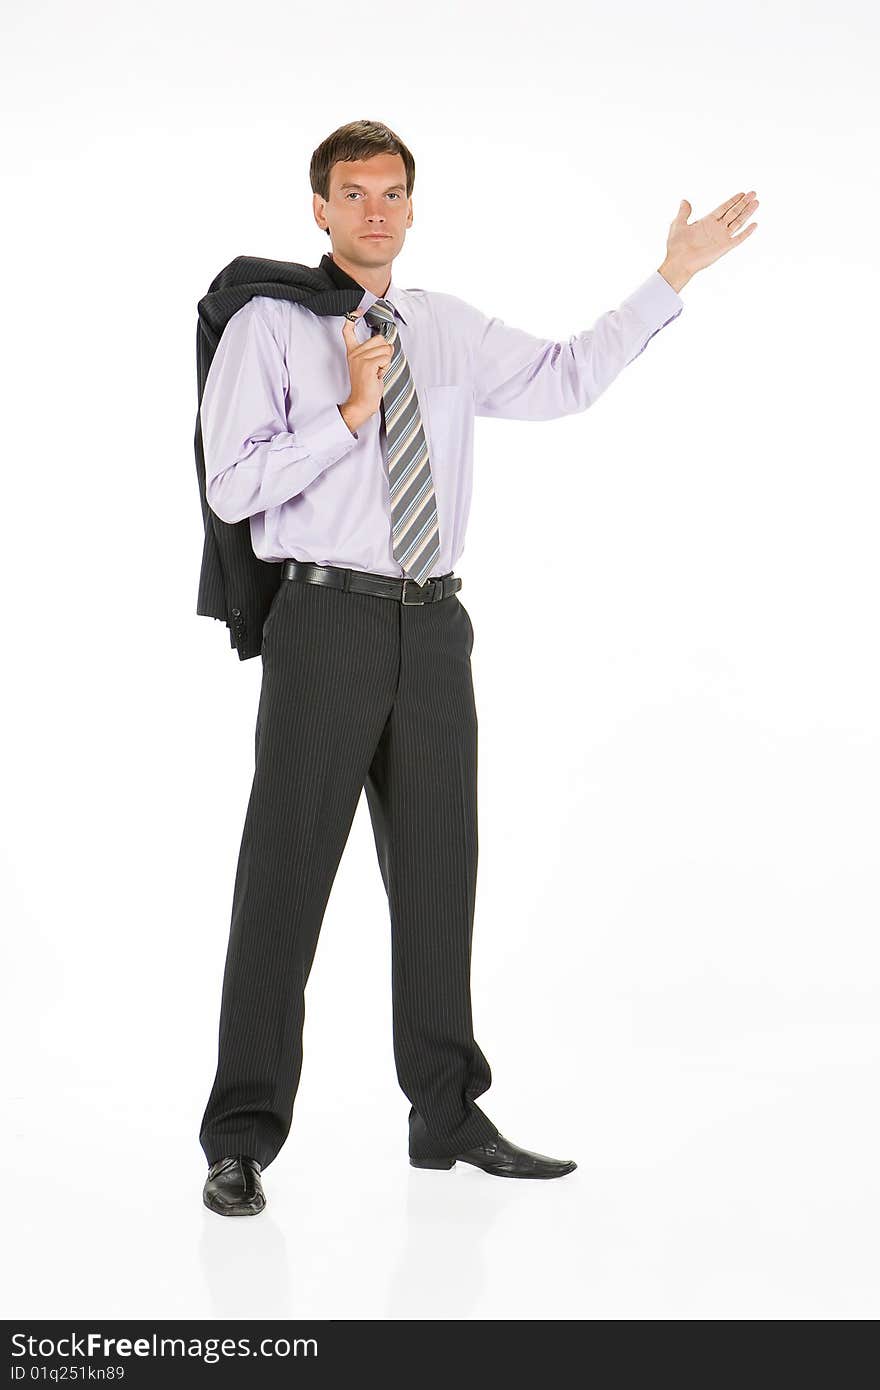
<box><xmin>677</xmin><ymin>198</ymin><xmax>691</xmax><ymax>221</ymax></box>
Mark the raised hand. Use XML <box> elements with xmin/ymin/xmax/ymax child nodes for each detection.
<box><xmin>661</xmin><ymin>190</ymin><xmax>759</xmax><ymax>286</ymax></box>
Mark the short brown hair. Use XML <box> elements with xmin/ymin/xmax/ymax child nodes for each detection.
<box><xmin>310</xmin><ymin>119</ymin><xmax>416</xmax><ymax>236</ymax></box>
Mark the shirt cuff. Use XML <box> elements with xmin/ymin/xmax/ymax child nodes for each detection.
<box><xmin>269</xmin><ymin>400</ymin><xmax>360</xmax><ymax>457</ymax></box>
<box><xmin>621</xmin><ymin>269</ymin><xmax>684</xmax><ymax>332</ymax></box>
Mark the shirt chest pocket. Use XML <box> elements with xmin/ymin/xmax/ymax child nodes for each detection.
<box><xmin>418</xmin><ymin>383</ymin><xmax>474</xmax><ymax>466</ymax></box>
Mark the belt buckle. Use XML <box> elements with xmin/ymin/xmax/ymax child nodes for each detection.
<box><xmin>401</xmin><ymin>578</ymin><xmax>427</xmax><ymax>605</ymax></box>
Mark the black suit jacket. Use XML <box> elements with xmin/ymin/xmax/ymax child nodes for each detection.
<box><xmin>195</xmin><ymin>252</ymin><xmax>366</xmax><ymax>660</ymax></box>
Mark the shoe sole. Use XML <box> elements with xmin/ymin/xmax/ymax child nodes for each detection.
<box><xmin>410</xmin><ymin>1156</ymin><xmax>577</xmax><ymax>1178</ymax></box>
<box><xmin>203</xmin><ymin>1193</ymin><xmax>267</xmax><ymax>1216</ymax></box>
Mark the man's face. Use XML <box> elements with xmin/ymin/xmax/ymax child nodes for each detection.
<box><xmin>316</xmin><ymin>152</ymin><xmax>412</xmax><ymax>267</ymax></box>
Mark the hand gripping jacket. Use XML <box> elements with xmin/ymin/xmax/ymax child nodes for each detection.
<box><xmin>194</xmin><ymin>252</ymin><xmax>364</xmax><ymax>659</ymax></box>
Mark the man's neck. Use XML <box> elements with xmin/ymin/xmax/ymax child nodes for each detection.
<box><xmin>327</xmin><ymin>250</ymin><xmax>391</xmax><ymax>299</ymax></box>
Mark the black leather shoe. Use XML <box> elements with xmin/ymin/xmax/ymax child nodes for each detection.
<box><xmin>410</xmin><ymin>1132</ymin><xmax>577</xmax><ymax>1179</ymax></box>
<box><xmin>203</xmin><ymin>1155</ymin><xmax>266</xmax><ymax>1216</ymax></box>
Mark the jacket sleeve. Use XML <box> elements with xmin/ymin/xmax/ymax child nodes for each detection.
<box><xmin>200</xmin><ymin>298</ymin><xmax>358</xmax><ymax>524</ymax></box>
<box><xmin>463</xmin><ymin>270</ymin><xmax>684</xmax><ymax>421</ymax></box>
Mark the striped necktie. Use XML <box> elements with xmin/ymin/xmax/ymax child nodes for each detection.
<box><xmin>364</xmin><ymin>298</ymin><xmax>440</xmax><ymax>587</ymax></box>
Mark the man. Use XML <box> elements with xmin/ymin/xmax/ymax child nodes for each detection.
<box><xmin>198</xmin><ymin>119</ymin><xmax>759</xmax><ymax>1217</ymax></box>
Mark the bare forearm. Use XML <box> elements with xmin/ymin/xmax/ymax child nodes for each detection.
<box><xmin>657</xmin><ymin>258</ymin><xmax>692</xmax><ymax>294</ymax></box>
<box><xmin>338</xmin><ymin>399</ymin><xmax>374</xmax><ymax>435</ymax></box>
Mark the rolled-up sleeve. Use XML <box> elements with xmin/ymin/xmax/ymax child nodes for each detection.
<box><xmin>461</xmin><ymin>270</ymin><xmax>683</xmax><ymax>421</ymax></box>
<box><xmin>200</xmin><ymin>298</ymin><xmax>358</xmax><ymax>524</ymax></box>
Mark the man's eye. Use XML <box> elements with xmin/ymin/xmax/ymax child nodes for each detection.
<box><xmin>345</xmin><ymin>192</ymin><xmax>401</xmax><ymax>200</ymax></box>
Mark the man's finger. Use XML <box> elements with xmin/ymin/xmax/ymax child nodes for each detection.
<box><xmin>714</xmin><ymin>191</ymin><xmax>748</xmax><ymax>220</ymax></box>
<box><xmin>731</xmin><ymin>221</ymin><xmax>758</xmax><ymax>245</ymax></box>
<box><xmin>348</xmin><ymin>339</ymin><xmax>394</xmax><ymax>363</ymax></box>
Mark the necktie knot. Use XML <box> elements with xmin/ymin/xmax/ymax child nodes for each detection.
<box><xmin>364</xmin><ymin>299</ymin><xmax>395</xmax><ymax>334</ymax></box>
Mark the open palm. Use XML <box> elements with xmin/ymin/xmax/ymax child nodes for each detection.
<box><xmin>667</xmin><ymin>190</ymin><xmax>759</xmax><ymax>274</ymax></box>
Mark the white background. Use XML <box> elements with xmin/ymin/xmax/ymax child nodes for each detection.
<box><xmin>3</xmin><ymin>0</ymin><xmax>878</xmax><ymax>1321</ymax></box>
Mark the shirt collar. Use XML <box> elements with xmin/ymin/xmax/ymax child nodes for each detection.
<box><xmin>320</xmin><ymin>251</ymin><xmax>409</xmax><ymax>325</ymax></box>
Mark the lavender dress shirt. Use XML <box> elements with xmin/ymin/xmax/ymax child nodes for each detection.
<box><xmin>199</xmin><ymin>267</ymin><xmax>684</xmax><ymax>579</ymax></box>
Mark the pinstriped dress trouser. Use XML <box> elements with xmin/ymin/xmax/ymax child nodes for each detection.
<box><xmin>198</xmin><ymin>573</ymin><xmax>500</xmax><ymax>1169</ymax></box>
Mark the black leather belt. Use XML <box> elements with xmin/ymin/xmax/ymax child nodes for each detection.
<box><xmin>281</xmin><ymin>560</ymin><xmax>462</xmax><ymax>606</ymax></box>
